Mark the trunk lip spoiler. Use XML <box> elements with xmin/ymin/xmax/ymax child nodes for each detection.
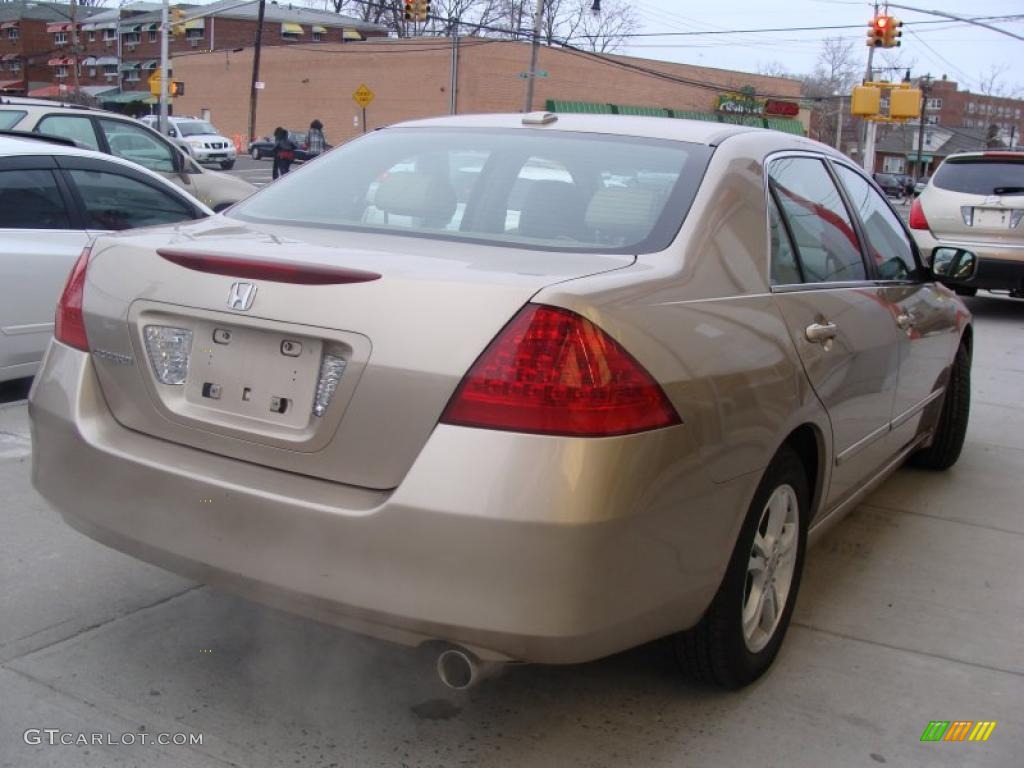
<box><xmin>156</xmin><ymin>248</ymin><xmax>382</xmax><ymax>286</ymax></box>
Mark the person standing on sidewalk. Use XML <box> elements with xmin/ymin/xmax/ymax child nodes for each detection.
<box><xmin>307</xmin><ymin>119</ymin><xmax>326</xmax><ymax>160</ymax></box>
<box><xmin>272</xmin><ymin>127</ymin><xmax>296</xmax><ymax>180</ymax></box>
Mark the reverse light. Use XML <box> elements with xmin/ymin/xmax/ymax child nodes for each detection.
<box><xmin>144</xmin><ymin>325</ymin><xmax>193</xmax><ymax>385</ymax></box>
<box><xmin>440</xmin><ymin>304</ymin><xmax>681</xmax><ymax>437</ymax></box>
<box><xmin>313</xmin><ymin>353</ymin><xmax>347</xmax><ymax>416</ymax></box>
<box><xmin>55</xmin><ymin>246</ymin><xmax>91</xmax><ymax>351</ymax></box>
<box><xmin>908</xmin><ymin>198</ymin><xmax>930</xmax><ymax>230</ymax></box>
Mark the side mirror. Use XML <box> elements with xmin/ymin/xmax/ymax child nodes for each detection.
<box><xmin>931</xmin><ymin>247</ymin><xmax>978</xmax><ymax>282</ymax></box>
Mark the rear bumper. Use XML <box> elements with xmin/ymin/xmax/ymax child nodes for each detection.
<box><xmin>29</xmin><ymin>342</ymin><xmax>753</xmax><ymax>664</ymax></box>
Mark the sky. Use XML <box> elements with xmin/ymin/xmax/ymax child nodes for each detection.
<box><xmin>622</xmin><ymin>0</ymin><xmax>1024</xmax><ymax>94</ymax></box>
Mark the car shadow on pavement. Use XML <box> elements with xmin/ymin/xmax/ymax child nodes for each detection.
<box><xmin>961</xmin><ymin>293</ymin><xmax>1024</xmax><ymax>320</ymax></box>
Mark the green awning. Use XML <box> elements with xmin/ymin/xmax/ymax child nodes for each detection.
<box><xmin>905</xmin><ymin>153</ymin><xmax>933</xmax><ymax>162</ymax></box>
<box><xmin>100</xmin><ymin>90</ymin><xmax>156</xmax><ymax>104</ymax></box>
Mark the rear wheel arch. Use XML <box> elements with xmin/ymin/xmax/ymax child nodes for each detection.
<box><xmin>779</xmin><ymin>423</ymin><xmax>824</xmax><ymax>523</ymax></box>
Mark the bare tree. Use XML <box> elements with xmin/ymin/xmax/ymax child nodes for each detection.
<box><xmin>757</xmin><ymin>61</ymin><xmax>792</xmax><ymax>80</ymax></box>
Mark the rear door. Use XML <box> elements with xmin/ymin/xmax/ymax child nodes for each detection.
<box><xmin>0</xmin><ymin>155</ymin><xmax>89</xmax><ymax>374</ymax></box>
<box><xmin>767</xmin><ymin>154</ymin><xmax>903</xmax><ymax>510</ymax></box>
<box><xmin>832</xmin><ymin>162</ymin><xmax>961</xmax><ymax>450</ymax></box>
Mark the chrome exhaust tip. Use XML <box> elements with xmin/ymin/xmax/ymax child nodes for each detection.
<box><xmin>436</xmin><ymin>647</ymin><xmax>499</xmax><ymax>690</ymax></box>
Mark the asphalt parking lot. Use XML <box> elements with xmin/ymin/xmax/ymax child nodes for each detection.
<box><xmin>1</xmin><ymin>295</ymin><xmax>1021</xmax><ymax>767</ymax></box>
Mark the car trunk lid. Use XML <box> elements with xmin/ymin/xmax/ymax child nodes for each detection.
<box><xmin>82</xmin><ymin>218</ymin><xmax>635</xmax><ymax>489</ymax></box>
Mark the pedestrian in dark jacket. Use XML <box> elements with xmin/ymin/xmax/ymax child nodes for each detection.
<box><xmin>307</xmin><ymin>119</ymin><xmax>326</xmax><ymax>158</ymax></box>
<box><xmin>272</xmin><ymin>127</ymin><xmax>296</xmax><ymax>180</ymax></box>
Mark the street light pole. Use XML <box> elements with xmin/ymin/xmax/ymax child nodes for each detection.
<box><xmin>247</xmin><ymin>0</ymin><xmax>266</xmax><ymax>143</ymax></box>
<box><xmin>834</xmin><ymin>93</ymin><xmax>843</xmax><ymax>150</ymax></box>
<box><xmin>523</xmin><ymin>0</ymin><xmax>545</xmax><ymax>112</ymax></box>
<box><xmin>915</xmin><ymin>74</ymin><xmax>931</xmax><ymax>180</ymax></box>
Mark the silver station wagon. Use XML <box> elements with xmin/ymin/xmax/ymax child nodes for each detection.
<box><xmin>30</xmin><ymin>113</ymin><xmax>973</xmax><ymax>690</ymax></box>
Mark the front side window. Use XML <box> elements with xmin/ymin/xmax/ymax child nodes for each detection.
<box><xmin>835</xmin><ymin>165</ymin><xmax>918</xmax><ymax>280</ymax></box>
<box><xmin>0</xmin><ymin>169</ymin><xmax>71</xmax><ymax>230</ymax></box>
<box><xmin>230</xmin><ymin>128</ymin><xmax>712</xmax><ymax>254</ymax></box>
<box><xmin>768</xmin><ymin>156</ymin><xmax>866</xmax><ymax>283</ymax></box>
<box><xmin>68</xmin><ymin>168</ymin><xmax>193</xmax><ymax>230</ymax></box>
<box><xmin>37</xmin><ymin>114</ymin><xmax>101</xmax><ymax>151</ymax></box>
<box><xmin>98</xmin><ymin>118</ymin><xmax>176</xmax><ymax>173</ymax></box>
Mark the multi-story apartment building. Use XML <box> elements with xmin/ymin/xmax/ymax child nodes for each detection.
<box><xmin>918</xmin><ymin>75</ymin><xmax>1024</xmax><ymax>146</ymax></box>
<box><xmin>0</xmin><ymin>0</ymin><xmax>385</xmax><ymax>104</ymax></box>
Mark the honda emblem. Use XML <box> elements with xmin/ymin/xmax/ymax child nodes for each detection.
<box><xmin>227</xmin><ymin>282</ymin><xmax>257</xmax><ymax>311</ymax></box>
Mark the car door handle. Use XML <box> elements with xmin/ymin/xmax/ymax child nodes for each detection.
<box><xmin>805</xmin><ymin>322</ymin><xmax>838</xmax><ymax>344</ymax></box>
<box><xmin>896</xmin><ymin>312</ymin><xmax>916</xmax><ymax>330</ymax></box>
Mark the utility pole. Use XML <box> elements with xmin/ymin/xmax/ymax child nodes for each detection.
<box><xmin>69</xmin><ymin>0</ymin><xmax>80</xmax><ymax>96</ymax></box>
<box><xmin>835</xmin><ymin>94</ymin><xmax>844</xmax><ymax>150</ymax></box>
<box><xmin>523</xmin><ymin>0</ymin><xmax>544</xmax><ymax>112</ymax></box>
<box><xmin>449</xmin><ymin>15</ymin><xmax>459</xmax><ymax>115</ymax></box>
<box><xmin>247</xmin><ymin>0</ymin><xmax>266</xmax><ymax>143</ymax></box>
<box><xmin>159</xmin><ymin>0</ymin><xmax>169</xmax><ymax>134</ymax></box>
<box><xmin>861</xmin><ymin>3</ymin><xmax>879</xmax><ymax>173</ymax></box>
<box><xmin>915</xmin><ymin>74</ymin><xmax>931</xmax><ymax>180</ymax></box>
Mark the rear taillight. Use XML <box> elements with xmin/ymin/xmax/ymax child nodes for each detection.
<box><xmin>157</xmin><ymin>249</ymin><xmax>380</xmax><ymax>285</ymax></box>
<box><xmin>440</xmin><ymin>304</ymin><xmax>681</xmax><ymax>437</ymax></box>
<box><xmin>909</xmin><ymin>198</ymin><xmax>930</xmax><ymax>230</ymax></box>
<box><xmin>55</xmin><ymin>246</ymin><xmax>91</xmax><ymax>351</ymax></box>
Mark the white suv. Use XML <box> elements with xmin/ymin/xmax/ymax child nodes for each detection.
<box><xmin>0</xmin><ymin>98</ymin><xmax>253</xmax><ymax>210</ymax></box>
<box><xmin>141</xmin><ymin>115</ymin><xmax>237</xmax><ymax>170</ymax></box>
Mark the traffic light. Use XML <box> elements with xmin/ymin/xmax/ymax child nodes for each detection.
<box><xmin>850</xmin><ymin>85</ymin><xmax>881</xmax><ymax>116</ymax></box>
<box><xmin>171</xmin><ymin>7</ymin><xmax>185</xmax><ymax>36</ymax></box>
<box><xmin>866</xmin><ymin>15</ymin><xmax>887</xmax><ymax>47</ymax></box>
<box><xmin>403</xmin><ymin>0</ymin><xmax>429</xmax><ymax>21</ymax></box>
<box><xmin>883</xmin><ymin>17</ymin><xmax>902</xmax><ymax>47</ymax></box>
<box><xmin>169</xmin><ymin>80</ymin><xmax>185</xmax><ymax>97</ymax></box>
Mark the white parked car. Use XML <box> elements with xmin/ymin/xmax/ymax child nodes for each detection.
<box><xmin>0</xmin><ymin>133</ymin><xmax>211</xmax><ymax>383</ymax></box>
<box><xmin>140</xmin><ymin>115</ymin><xmax>237</xmax><ymax>170</ymax></box>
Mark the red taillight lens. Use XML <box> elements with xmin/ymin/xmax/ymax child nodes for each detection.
<box><xmin>55</xmin><ymin>246</ymin><xmax>91</xmax><ymax>351</ymax></box>
<box><xmin>908</xmin><ymin>198</ymin><xmax>930</xmax><ymax>230</ymax></box>
<box><xmin>440</xmin><ymin>304</ymin><xmax>681</xmax><ymax>437</ymax></box>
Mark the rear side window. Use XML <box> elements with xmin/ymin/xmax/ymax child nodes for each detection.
<box><xmin>0</xmin><ymin>168</ymin><xmax>71</xmax><ymax>229</ymax></box>
<box><xmin>932</xmin><ymin>156</ymin><xmax>1024</xmax><ymax>195</ymax></box>
<box><xmin>68</xmin><ymin>168</ymin><xmax>194</xmax><ymax>230</ymax></box>
<box><xmin>230</xmin><ymin>128</ymin><xmax>713</xmax><ymax>254</ymax></box>
<box><xmin>768</xmin><ymin>157</ymin><xmax>866</xmax><ymax>283</ymax></box>
<box><xmin>0</xmin><ymin>110</ymin><xmax>26</xmax><ymax>130</ymax></box>
<box><xmin>36</xmin><ymin>115</ymin><xmax>100</xmax><ymax>151</ymax></box>
<box><xmin>835</xmin><ymin>165</ymin><xmax>918</xmax><ymax>281</ymax></box>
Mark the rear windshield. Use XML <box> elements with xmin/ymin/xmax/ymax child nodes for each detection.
<box><xmin>933</xmin><ymin>156</ymin><xmax>1024</xmax><ymax>195</ymax></box>
<box><xmin>229</xmin><ymin>127</ymin><xmax>712</xmax><ymax>254</ymax></box>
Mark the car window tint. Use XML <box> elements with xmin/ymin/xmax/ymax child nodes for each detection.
<box><xmin>97</xmin><ymin>118</ymin><xmax>176</xmax><ymax>173</ymax></box>
<box><xmin>36</xmin><ymin>115</ymin><xmax>100</xmax><ymax>150</ymax></box>
<box><xmin>835</xmin><ymin>165</ymin><xmax>918</xmax><ymax>280</ymax></box>
<box><xmin>0</xmin><ymin>169</ymin><xmax>71</xmax><ymax>229</ymax></box>
<box><xmin>768</xmin><ymin>195</ymin><xmax>802</xmax><ymax>285</ymax></box>
<box><xmin>231</xmin><ymin>128</ymin><xmax>711</xmax><ymax>254</ymax></box>
<box><xmin>768</xmin><ymin>157</ymin><xmax>866</xmax><ymax>283</ymax></box>
<box><xmin>0</xmin><ymin>110</ymin><xmax>27</xmax><ymax>130</ymax></box>
<box><xmin>932</xmin><ymin>156</ymin><xmax>1024</xmax><ymax>195</ymax></box>
<box><xmin>68</xmin><ymin>168</ymin><xmax>193</xmax><ymax>230</ymax></box>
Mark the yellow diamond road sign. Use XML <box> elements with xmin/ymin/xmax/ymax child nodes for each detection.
<box><xmin>353</xmin><ymin>84</ymin><xmax>374</xmax><ymax>109</ymax></box>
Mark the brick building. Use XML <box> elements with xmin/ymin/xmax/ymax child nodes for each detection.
<box><xmin>918</xmin><ymin>75</ymin><xmax>1024</xmax><ymax>146</ymax></box>
<box><xmin>0</xmin><ymin>0</ymin><xmax>385</xmax><ymax>103</ymax></box>
<box><xmin>168</xmin><ymin>38</ymin><xmax>805</xmax><ymax>145</ymax></box>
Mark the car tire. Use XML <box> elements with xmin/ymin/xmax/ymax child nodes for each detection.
<box><xmin>251</xmin><ymin>148</ymin><xmax>261</xmax><ymax>160</ymax></box>
<box><xmin>220</xmin><ymin>160</ymin><xmax>235</xmax><ymax>170</ymax></box>
<box><xmin>674</xmin><ymin>445</ymin><xmax>808</xmax><ymax>689</ymax></box>
<box><xmin>909</xmin><ymin>341</ymin><xmax>971</xmax><ymax>471</ymax></box>
<box><xmin>953</xmin><ymin>286</ymin><xmax>977</xmax><ymax>297</ymax></box>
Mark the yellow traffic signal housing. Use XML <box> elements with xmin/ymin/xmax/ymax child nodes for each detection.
<box><xmin>884</xmin><ymin>17</ymin><xmax>902</xmax><ymax>47</ymax></box>
<box><xmin>403</xmin><ymin>0</ymin><xmax>414</xmax><ymax>20</ymax></box>
<box><xmin>866</xmin><ymin>16</ymin><xmax>885</xmax><ymax>47</ymax></box>
<box><xmin>851</xmin><ymin>85</ymin><xmax>882</xmax><ymax>116</ymax></box>
<box><xmin>170</xmin><ymin>6</ymin><xmax>185</xmax><ymax>36</ymax></box>
<box><xmin>890</xmin><ymin>87</ymin><xmax>921</xmax><ymax>119</ymax></box>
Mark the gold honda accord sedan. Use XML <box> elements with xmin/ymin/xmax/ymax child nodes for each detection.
<box><xmin>30</xmin><ymin>113</ymin><xmax>973</xmax><ymax>689</ymax></box>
